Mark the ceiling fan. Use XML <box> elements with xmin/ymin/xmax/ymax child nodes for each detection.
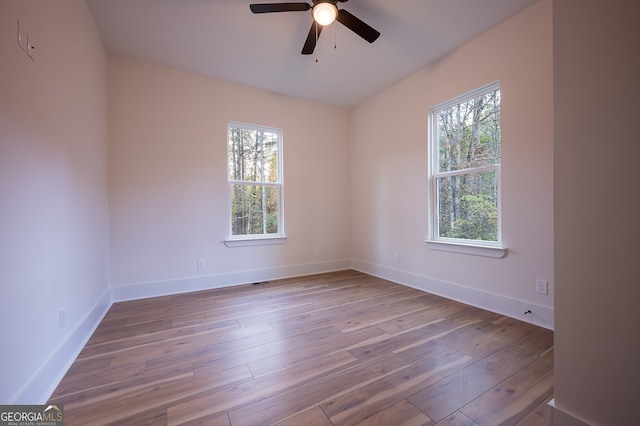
<box><xmin>249</xmin><ymin>0</ymin><xmax>380</xmax><ymax>55</ymax></box>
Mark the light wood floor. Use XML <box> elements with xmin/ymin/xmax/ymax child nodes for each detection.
<box><xmin>49</xmin><ymin>270</ymin><xmax>553</xmax><ymax>425</ymax></box>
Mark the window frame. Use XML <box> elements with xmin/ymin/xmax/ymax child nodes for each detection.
<box><xmin>426</xmin><ymin>82</ymin><xmax>506</xmax><ymax>258</ymax></box>
<box><xmin>225</xmin><ymin>121</ymin><xmax>286</xmax><ymax>247</ymax></box>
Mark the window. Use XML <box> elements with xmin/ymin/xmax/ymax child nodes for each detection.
<box><xmin>227</xmin><ymin>122</ymin><xmax>284</xmax><ymax>243</ymax></box>
<box><xmin>428</xmin><ymin>82</ymin><xmax>503</xmax><ymax>255</ymax></box>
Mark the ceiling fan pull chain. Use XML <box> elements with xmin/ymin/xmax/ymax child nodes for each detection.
<box><xmin>315</xmin><ymin>21</ymin><xmax>319</xmax><ymax>62</ymax></box>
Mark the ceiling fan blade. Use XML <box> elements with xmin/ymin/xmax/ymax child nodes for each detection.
<box><xmin>301</xmin><ymin>21</ymin><xmax>323</xmax><ymax>55</ymax></box>
<box><xmin>336</xmin><ymin>9</ymin><xmax>380</xmax><ymax>43</ymax></box>
<box><xmin>250</xmin><ymin>3</ymin><xmax>311</xmax><ymax>14</ymax></box>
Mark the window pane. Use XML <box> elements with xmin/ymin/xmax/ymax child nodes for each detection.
<box><xmin>437</xmin><ymin>89</ymin><xmax>501</xmax><ymax>173</ymax></box>
<box><xmin>230</xmin><ymin>184</ymin><xmax>279</xmax><ymax>236</ymax></box>
<box><xmin>437</xmin><ymin>170</ymin><xmax>498</xmax><ymax>241</ymax></box>
<box><xmin>228</xmin><ymin>127</ymin><xmax>279</xmax><ymax>183</ymax></box>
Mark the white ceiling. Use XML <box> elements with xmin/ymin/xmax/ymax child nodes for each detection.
<box><xmin>86</xmin><ymin>0</ymin><xmax>539</xmax><ymax>108</ymax></box>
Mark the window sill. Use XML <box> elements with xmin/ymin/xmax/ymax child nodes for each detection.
<box><xmin>224</xmin><ymin>235</ymin><xmax>288</xmax><ymax>248</ymax></box>
<box><xmin>425</xmin><ymin>239</ymin><xmax>507</xmax><ymax>258</ymax></box>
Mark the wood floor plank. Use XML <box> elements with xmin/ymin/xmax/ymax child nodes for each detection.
<box><xmin>226</xmin><ymin>353</ymin><xmax>410</xmax><ymax>426</ymax></box>
<box><xmin>377</xmin><ymin>300</ymin><xmax>471</xmax><ymax>334</ymax></box>
<box><xmin>515</xmin><ymin>411</ymin><xmax>547</xmax><ymax>426</ymax></box>
<box><xmin>50</xmin><ymin>361</ymin><xmax>146</xmax><ymax>399</ymax></box>
<box><xmin>393</xmin><ymin>318</ymin><xmax>490</xmax><ymax>364</ymax></box>
<box><xmin>57</xmin><ymin>356</ymin><xmax>112</xmax><ymax>379</ymax></box>
<box><xmin>321</xmin><ymin>349</ymin><xmax>474</xmax><ymax>426</ymax></box>
<box><xmin>246</xmin><ymin>325</ymin><xmax>388</xmax><ymax>378</ymax></box>
<box><xmin>248</xmin><ymin>292</ymin><xmax>412</xmax><ymax>332</ymax></box>
<box><xmin>454</xmin><ymin>319</ymin><xmax>539</xmax><ymax>360</ymax></box>
<box><xmin>353</xmin><ymin>399</ymin><xmax>434</xmax><ymax>426</ymax></box>
<box><xmin>407</xmin><ymin>330</ymin><xmax>551</xmax><ymax>422</ymax></box>
<box><xmin>533</xmin><ymin>395</ymin><xmax>553</xmax><ymax>418</ymax></box>
<box><xmin>137</xmin><ymin>323</ymin><xmax>307</xmax><ymax>375</ymax></box>
<box><xmin>102</xmin><ymin>407</ymin><xmax>168</xmax><ymax>426</ymax></box>
<box><xmin>336</xmin><ymin>304</ymin><xmax>433</xmax><ymax>333</ymax></box>
<box><xmin>47</xmin><ymin>270</ymin><xmax>553</xmax><ymax>426</ymax></box>
<box><xmin>166</xmin><ymin>350</ymin><xmax>361</xmax><ymax>425</ymax></box>
<box><xmin>77</xmin><ymin>321</ymin><xmax>252</xmax><ymax>362</ymax></box>
<box><xmin>57</xmin><ymin>364</ymin><xmax>252</xmax><ymax>425</ymax></box>
<box><xmin>90</xmin><ymin>318</ymin><xmax>239</xmax><ymax>348</ymax></box>
<box><xmin>347</xmin><ymin>318</ymin><xmax>453</xmax><ymax>361</ymax></box>
<box><xmin>178</xmin><ymin>414</ymin><xmax>231</xmax><ymax>426</ymax></box>
<box><xmin>50</xmin><ymin>365</ymin><xmax>195</xmax><ymax>410</ymax></box>
<box><xmin>184</xmin><ymin>325</ymin><xmax>385</xmax><ymax>382</ymax></box>
<box><xmin>459</xmin><ymin>352</ymin><xmax>554</xmax><ymax>425</ymax></box>
<box><xmin>273</xmin><ymin>407</ymin><xmax>333</xmax><ymax>426</ymax></box>
<box><xmin>434</xmin><ymin>411</ymin><xmax>480</xmax><ymax>426</ymax></box>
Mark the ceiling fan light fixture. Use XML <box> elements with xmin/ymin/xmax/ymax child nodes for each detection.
<box><xmin>313</xmin><ymin>3</ymin><xmax>338</xmax><ymax>26</ymax></box>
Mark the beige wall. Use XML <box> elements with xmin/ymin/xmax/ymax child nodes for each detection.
<box><xmin>350</xmin><ymin>0</ymin><xmax>554</xmax><ymax>327</ymax></box>
<box><xmin>108</xmin><ymin>57</ymin><xmax>352</xmax><ymax>295</ymax></box>
<box><xmin>552</xmin><ymin>0</ymin><xmax>640</xmax><ymax>424</ymax></box>
<box><xmin>0</xmin><ymin>0</ymin><xmax>110</xmax><ymax>403</ymax></box>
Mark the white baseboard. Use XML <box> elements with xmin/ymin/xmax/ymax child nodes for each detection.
<box><xmin>12</xmin><ymin>288</ymin><xmax>113</xmax><ymax>404</ymax></box>
<box><xmin>351</xmin><ymin>259</ymin><xmax>554</xmax><ymax>330</ymax></box>
<box><xmin>112</xmin><ymin>259</ymin><xmax>352</xmax><ymax>302</ymax></box>
<box><xmin>547</xmin><ymin>399</ymin><xmax>592</xmax><ymax>426</ymax></box>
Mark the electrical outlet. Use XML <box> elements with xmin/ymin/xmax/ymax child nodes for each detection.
<box><xmin>393</xmin><ymin>253</ymin><xmax>400</xmax><ymax>264</ymax></box>
<box><xmin>314</xmin><ymin>248</ymin><xmax>320</xmax><ymax>257</ymax></box>
<box><xmin>535</xmin><ymin>279</ymin><xmax>548</xmax><ymax>295</ymax></box>
<box><xmin>196</xmin><ymin>259</ymin><xmax>206</xmax><ymax>269</ymax></box>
